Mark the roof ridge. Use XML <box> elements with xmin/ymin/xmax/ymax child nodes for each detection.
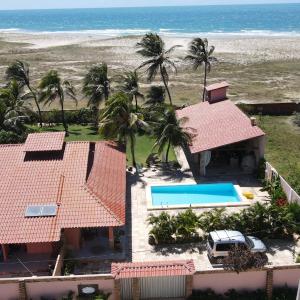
<box><xmin>82</xmin><ymin>184</ymin><xmax>122</xmax><ymax>225</ymax></box>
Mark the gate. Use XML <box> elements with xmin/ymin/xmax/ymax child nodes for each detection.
<box><xmin>120</xmin><ymin>278</ymin><xmax>133</xmax><ymax>300</ymax></box>
<box><xmin>140</xmin><ymin>276</ymin><xmax>186</xmax><ymax>299</ymax></box>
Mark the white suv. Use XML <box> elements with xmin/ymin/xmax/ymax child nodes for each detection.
<box><xmin>207</xmin><ymin>230</ymin><xmax>267</xmax><ymax>258</ymax></box>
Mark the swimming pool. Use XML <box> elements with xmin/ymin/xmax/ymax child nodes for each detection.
<box><xmin>149</xmin><ymin>183</ymin><xmax>243</xmax><ymax>208</ymax></box>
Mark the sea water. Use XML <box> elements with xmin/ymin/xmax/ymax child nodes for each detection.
<box><xmin>0</xmin><ymin>4</ymin><xmax>300</xmax><ymax>36</ymax></box>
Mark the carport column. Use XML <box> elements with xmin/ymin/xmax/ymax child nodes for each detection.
<box><xmin>185</xmin><ymin>275</ymin><xmax>193</xmax><ymax>299</ymax></box>
<box><xmin>266</xmin><ymin>268</ymin><xmax>274</xmax><ymax>300</ymax></box>
<box><xmin>109</xmin><ymin>227</ymin><xmax>115</xmax><ymax>250</ymax></box>
<box><xmin>114</xmin><ymin>279</ymin><xmax>121</xmax><ymax>300</ymax></box>
<box><xmin>1</xmin><ymin>244</ymin><xmax>9</xmax><ymax>261</ymax></box>
<box><xmin>132</xmin><ymin>278</ymin><xmax>141</xmax><ymax>300</ymax></box>
<box><xmin>199</xmin><ymin>152</ymin><xmax>207</xmax><ymax>176</ymax></box>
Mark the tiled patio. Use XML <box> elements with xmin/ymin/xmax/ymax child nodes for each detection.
<box><xmin>128</xmin><ymin>166</ymin><xmax>298</xmax><ymax>271</ymax></box>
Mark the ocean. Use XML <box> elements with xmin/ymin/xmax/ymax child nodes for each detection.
<box><xmin>0</xmin><ymin>4</ymin><xmax>300</xmax><ymax>37</ymax></box>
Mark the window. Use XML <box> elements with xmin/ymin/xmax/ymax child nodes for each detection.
<box><xmin>216</xmin><ymin>243</ymin><xmax>234</xmax><ymax>251</ymax></box>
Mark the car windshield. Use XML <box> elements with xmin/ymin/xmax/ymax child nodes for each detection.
<box><xmin>245</xmin><ymin>236</ymin><xmax>254</xmax><ymax>248</ymax></box>
<box><xmin>208</xmin><ymin>234</ymin><xmax>214</xmax><ymax>249</ymax></box>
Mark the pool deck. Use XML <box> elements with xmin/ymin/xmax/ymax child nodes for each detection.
<box><xmin>128</xmin><ymin>166</ymin><xmax>273</xmax><ymax>271</ymax></box>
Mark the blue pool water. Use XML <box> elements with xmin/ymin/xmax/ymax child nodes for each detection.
<box><xmin>151</xmin><ymin>183</ymin><xmax>241</xmax><ymax>206</ymax></box>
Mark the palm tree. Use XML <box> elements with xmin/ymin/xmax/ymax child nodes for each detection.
<box><xmin>82</xmin><ymin>63</ymin><xmax>110</xmax><ymax>129</ymax></box>
<box><xmin>151</xmin><ymin>105</ymin><xmax>193</xmax><ymax>163</ymax></box>
<box><xmin>185</xmin><ymin>38</ymin><xmax>216</xmax><ymax>101</ymax></box>
<box><xmin>39</xmin><ymin>70</ymin><xmax>76</xmax><ymax>134</ymax></box>
<box><xmin>99</xmin><ymin>92</ymin><xmax>148</xmax><ymax>167</ymax></box>
<box><xmin>0</xmin><ymin>80</ymin><xmax>31</xmax><ymax>132</ymax></box>
<box><xmin>6</xmin><ymin>60</ymin><xmax>43</xmax><ymax>127</ymax></box>
<box><xmin>145</xmin><ymin>86</ymin><xmax>165</xmax><ymax>107</ymax></box>
<box><xmin>118</xmin><ymin>70</ymin><xmax>143</xmax><ymax>111</ymax></box>
<box><xmin>136</xmin><ymin>33</ymin><xmax>180</xmax><ymax>105</ymax></box>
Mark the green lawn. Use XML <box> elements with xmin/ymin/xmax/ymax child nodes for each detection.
<box><xmin>258</xmin><ymin>115</ymin><xmax>300</xmax><ymax>193</ymax></box>
<box><xmin>29</xmin><ymin>124</ymin><xmax>176</xmax><ymax>166</ymax></box>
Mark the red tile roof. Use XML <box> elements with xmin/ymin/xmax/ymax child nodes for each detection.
<box><xmin>24</xmin><ymin>132</ymin><xmax>65</xmax><ymax>152</ymax></box>
<box><xmin>205</xmin><ymin>81</ymin><xmax>229</xmax><ymax>92</ymax></box>
<box><xmin>176</xmin><ymin>100</ymin><xmax>265</xmax><ymax>153</ymax></box>
<box><xmin>0</xmin><ymin>133</ymin><xmax>126</xmax><ymax>244</ymax></box>
<box><xmin>111</xmin><ymin>260</ymin><xmax>195</xmax><ymax>279</ymax></box>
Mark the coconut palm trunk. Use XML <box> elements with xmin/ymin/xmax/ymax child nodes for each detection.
<box><xmin>129</xmin><ymin>133</ymin><xmax>136</xmax><ymax>167</ymax></box>
<box><xmin>166</xmin><ymin>140</ymin><xmax>171</xmax><ymax>164</ymax></box>
<box><xmin>134</xmin><ymin>95</ymin><xmax>138</xmax><ymax>111</ymax></box>
<box><xmin>160</xmin><ymin>65</ymin><xmax>172</xmax><ymax>105</ymax></box>
<box><xmin>28</xmin><ymin>86</ymin><xmax>43</xmax><ymax>127</ymax></box>
<box><xmin>203</xmin><ymin>63</ymin><xmax>208</xmax><ymax>101</ymax></box>
<box><xmin>59</xmin><ymin>93</ymin><xmax>68</xmax><ymax>133</ymax></box>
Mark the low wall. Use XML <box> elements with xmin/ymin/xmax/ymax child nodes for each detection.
<box><xmin>273</xmin><ymin>268</ymin><xmax>300</xmax><ymax>288</ymax></box>
<box><xmin>265</xmin><ymin>162</ymin><xmax>300</xmax><ymax>204</ymax></box>
<box><xmin>0</xmin><ymin>281</ymin><xmax>19</xmax><ymax>300</ymax></box>
<box><xmin>193</xmin><ymin>270</ymin><xmax>266</xmax><ymax>293</ymax></box>
<box><xmin>26</xmin><ymin>275</ymin><xmax>114</xmax><ymax>300</ymax></box>
<box><xmin>238</xmin><ymin>102</ymin><xmax>300</xmax><ymax>115</ymax></box>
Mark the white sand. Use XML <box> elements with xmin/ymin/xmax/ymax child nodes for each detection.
<box><xmin>1</xmin><ymin>31</ymin><xmax>300</xmax><ymax>64</ymax></box>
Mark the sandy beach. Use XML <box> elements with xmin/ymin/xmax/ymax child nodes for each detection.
<box><xmin>1</xmin><ymin>31</ymin><xmax>300</xmax><ymax>108</ymax></box>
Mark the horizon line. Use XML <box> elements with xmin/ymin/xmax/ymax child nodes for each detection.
<box><xmin>0</xmin><ymin>2</ymin><xmax>300</xmax><ymax>12</ymax></box>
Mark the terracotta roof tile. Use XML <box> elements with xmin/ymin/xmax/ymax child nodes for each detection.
<box><xmin>24</xmin><ymin>132</ymin><xmax>65</xmax><ymax>152</ymax></box>
<box><xmin>176</xmin><ymin>100</ymin><xmax>265</xmax><ymax>153</ymax></box>
<box><xmin>0</xmin><ymin>136</ymin><xmax>126</xmax><ymax>245</ymax></box>
<box><xmin>111</xmin><ymin>260</ymin><xmax>195</xmax><ymax>279</ymax></box>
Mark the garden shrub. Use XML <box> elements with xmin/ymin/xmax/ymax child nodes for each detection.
<box><xmin>28</xmin><ymin>108</ymin><xmax>94</xmax><ymax>125</ymax></box>
<box><xmin>292</xmin><ymin>112</ymin><xmax>300</xmax><ymax>127</ymax></box>
<box><xmin>0</xmin><ymin>130</ymin><xmax>27</xmax><ymax>144</ymax></box>
<box><xmin>188</xmin><ymin>288</ymin><xmax>267</xmax><ymax>300</ymax></box>
<box><xmin>148</xmin><ymin>202</ymin><xmax>300</xmax><ymax>245</ymax></box>
<box><xmin>188</xmin><ymin>286</ymin><xmax>296</xmax><ymax>300</ymax></box>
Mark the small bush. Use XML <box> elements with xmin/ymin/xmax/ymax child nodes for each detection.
<box><xmin>292</xmin><ymin>112</ymin><xmax>300</xmax><ymax>127</ymax></box>
<box><xmin>0</xmin><ymin>130</ymin><xmax>26</xmax><ymax>144</ymax></box>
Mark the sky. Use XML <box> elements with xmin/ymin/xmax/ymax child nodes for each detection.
<box><xmin>0</xmin><ymin>0</ymin><xmax>299</xmax><ymax>10</ymax></box>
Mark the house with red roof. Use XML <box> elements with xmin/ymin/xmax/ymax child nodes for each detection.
<box><xmin>0</xmin><ymin>132</ymin><xmax>126</xmax><ymax>273</ymax></box>
<box><xmin>177</xmin><ymin>83</ymin><xmax>266</xmax><ymax>176</ymax></box>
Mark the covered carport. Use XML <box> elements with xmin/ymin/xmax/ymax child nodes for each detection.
<box><xmin>176</xmin><ymin>99</ymin><xmax>266</xmax><ymax>176</ymax></box>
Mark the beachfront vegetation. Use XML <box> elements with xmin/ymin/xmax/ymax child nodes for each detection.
<box><xmin>117</xmin><ymin>70</ymin><xmax>143</xmax><ymax>111</ymax></box>
<box><xmin>150</xmin><ymin>105</ymin><xmax>193</xmax><ymax>163</ymax></box>
<box><xmin>6</xmin><ymin>60</ymin><xmax>43</xmax><ymax>127</ymax></box>
<box><xmin>39</xmin><ymin>70</ymin><xmax>77</xmax><ymax>134</ymax></box>
<box><xmin>99</xmin><ymin>92</ymin><xmax>149</xmax><ymax>167</ymax></box>
<box><xmin>148</xmin><ymin>200</ymin><xmax>300</xmax><ymax>245</ymax></box>
<box><xmin>82</xmin><ymin>63</ymin><xmax>110</xmax><ymax>129</ymax></box>
<box><xmin>258</xmin><ymin>115</ymin><xmax>300</xmax><ymax>194</ymax></box>
<box><xmin>136</xmin><ymin>33</ymin><xmax>180</xmax><ymax>105</ymax></box>
<box><xmin>185</xmin><ymin>38</ymin><xmax>216</xmax><ymax>101</ymax></box>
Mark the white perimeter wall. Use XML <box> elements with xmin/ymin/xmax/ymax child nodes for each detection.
<box><xmin>193</xmin><ymin>271</ymin><xmax>267</xmax><ymax>293</ymax></box>
<box><xmin>273</xmin><ymin>269</ymin><xmax>300</xmax><ymax>288</ymax></box>
<box><xmin>26</xmin><ymin>277</ymin><xmax>114</xmax><ymax>300</ymax></box>
<box><xmin>0</xmin><ymin>282</ymin><xmax>19</xmax><ymax>300</ymax></box>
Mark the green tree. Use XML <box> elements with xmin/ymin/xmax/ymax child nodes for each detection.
<box><xmin>82</xmin><ymin>63</ymin><xmax>110</xmax><ymax>129</ymax></box>
<box><xmin>39</xmin><ymin>70</ymin><xmax>76</xmax><ymax>134</ymax></box>
<box><xmin>99</xmin><ymin>92</ymin><xmax>148</xmax><ymax>167</ymax></box>
<box><xmin>6</xmin><ymin>60</ymin><xmax>43</xmax><ymax>127</ymax></box>
<box><xmin>185</xmin><ymin>38</ymin><xmax>216</xmax><ymax>101</ymax></box>
<box><xmin>118</xmin><ymin>70</ymin><xmax>143</xmax><ymax>111</ymax></box>
<box><xmin>145</xmin><ymin>86</ymin><xmax>165</xmax><ymax>107</ymax></box>
<box><xmin>151</xmin><ymin>105</ymin><xmax>193</xmax><ymax>163</ymax></box>
<box><xmin>0</xmin><ymin>80</ymin><xmax>31</xmax><ymax>132</ymax></box>
<box><xmin>136</xmin><ymin>33</ymin><xmax>180</xmax><ymax>105</ymax></box>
